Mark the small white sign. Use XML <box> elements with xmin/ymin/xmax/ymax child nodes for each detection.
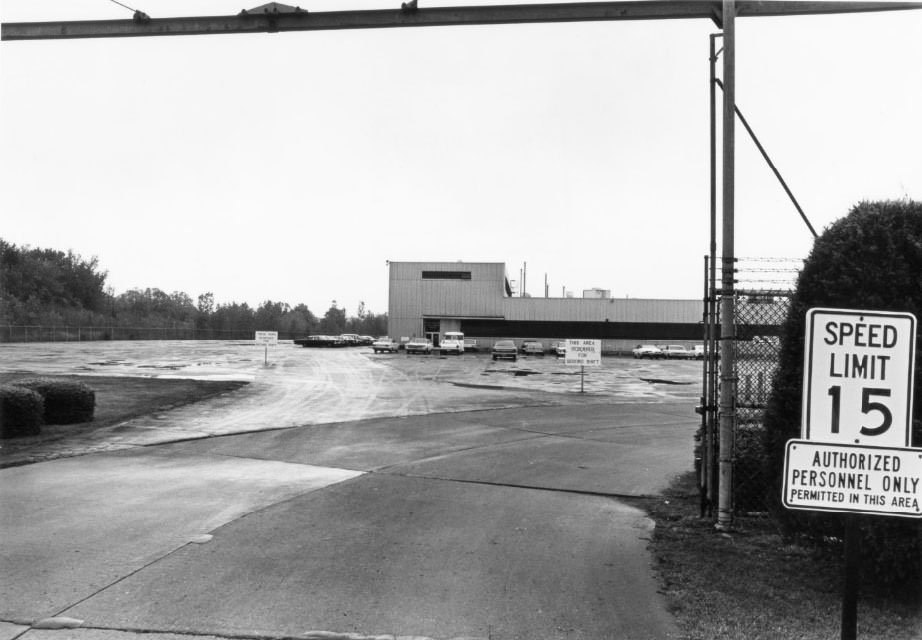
<box><xmin>783</xmin><ymin>440</ymin><xmax>922</xmax><ymax>518</ymax></box>
<box><xmin>802</xmin><ymin>308</ymin><xmax>916</xmax><ymax>447</ymax></box>
<box><xmin>565</xmin><ymin>339</ymin><xmax>601</xmax><ymax>366</ymax></box>
<box><xmin>254</xmin><ymin>331</ymin><xmax>279</xmax><ymax>345</ymax></box>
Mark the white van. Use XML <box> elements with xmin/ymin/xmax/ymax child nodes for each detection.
<box><xmin>440</xmin><ymin>331</ymin><xmax>465</xmax><ymax>355</ymax></box>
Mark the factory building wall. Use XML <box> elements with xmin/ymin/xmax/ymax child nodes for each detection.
<box><xmin>388</xmin><ymin>261</ymin><xmax>508</xmax><ymax>340</ymax></box>
<box><xmin>500</xmin><ymin>296</ymin><xmax>701</xmax><ymax>323</ymax></box>
<box><xmin>387</xmin><ymin>261</ymin><xmax>702</xmax><ymax>346</ymax></box>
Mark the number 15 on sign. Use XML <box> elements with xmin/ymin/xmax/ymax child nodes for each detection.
<box><xmin>802</xmin><ymin>308</ymin><xmax>916</xmax><ymax>447</ymax></box>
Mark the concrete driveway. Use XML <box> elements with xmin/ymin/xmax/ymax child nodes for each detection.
<box><xmin>0</xmin><ymin>345</ymin><xmax>697</xmax><ymax>640</ymax></box>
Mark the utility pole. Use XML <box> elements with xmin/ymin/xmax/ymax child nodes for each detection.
<box><xmin>716</xmin><ymin>0</ymin><xmax>736</xmax><ymax>531</ymax></box>
<box><xmin>706</xmin><ymin>31</ymin><xmax>721</xmax><ymax>518</ymax></box>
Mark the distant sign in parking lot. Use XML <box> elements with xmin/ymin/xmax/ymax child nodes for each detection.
<box><xmin>255</xmin><ymin>331</ymin><xmax>279</xmax><ymax>365</ymax></box>
<box><xmin>565</xmin><ymin>339</ymin><xmax>601</xmax><ymax>367</ymax></box>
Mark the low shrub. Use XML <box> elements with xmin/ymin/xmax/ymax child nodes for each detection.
<box><xmin>14</xmin><ymin>378</ymin><xmax>95</xmax><ymax>424</ymax></box>
<box><xmin>733</xmin><ymin>422</ymin><xmax>770</xmax><ymax>513</ymax></box>
<box><xmin>0</xmin><ymin>384</ymin><xmax>44</xmax><ymax>438</ymax></box>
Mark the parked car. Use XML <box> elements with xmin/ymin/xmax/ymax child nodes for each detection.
<box><xmin>491</xmin><ymin>340</ymin><xmax>518</xmax><ymax>361</ymax></box>
<box><xmin>440</xmin><ymin>331</ymin><xmax>465</xmax><ymax>355</ymax></box>
<box><xmin>521</xmin><ymin>339</ymin><xmax>544</xmax><ymax>356</ymax></box>
<box><xmin>692</xmin><ymin>345</ymin><xmax>705</xmax><ymax>360</ymax></box>
<box><xmin>551</xmin><ymin>341</ymin><xmax>567</xmax><ymax>357</ymax></box>
<box><xmin>405</xmin><ymin>337</ymin><xmax>433</xmax><ymax>354</ymax></box>
<box><xmin>372</xmin><ymin>337</ymin><xmax>399</xmax><ymax>353</ymax></box>
<box><xmin>295</xmin><ymin>335</ymin><xmax>344</xmax><ymax>348</ymax></box>
<box><xmin>661</xmin><ymin>345</ymin><xmax>694</xmax><ymax>359</ymax></box>
<box><xmin>632</xmin><ymin>344</ymin><xmax>663</xmax><ymax>359</ymax></box>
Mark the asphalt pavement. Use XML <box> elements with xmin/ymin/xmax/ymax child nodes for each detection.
<box><xmin>0</xmin><ymin>344</ymin><xmax>698</xmax><ymax>640</ymax></box>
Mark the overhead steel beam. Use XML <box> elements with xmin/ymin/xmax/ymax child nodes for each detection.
<box><xmin>3</xmin><ymin>1</ymin><xmax>922</xmax><ymax>41</ymax></box>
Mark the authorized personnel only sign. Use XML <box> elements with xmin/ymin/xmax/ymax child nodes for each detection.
<box><xmin>565</xmin><ymin>339</ymin><xmax>601</xmax><ymax>366</ymax></box>
<box><xmin>802</xmin><ymin>308</ymin><xmax>916</xmax><ymax>448</ymax></box>
<box><xmin>783</xmin><ymin>441</ymin><xmax>922</xmax><ymax>518</ymax></box>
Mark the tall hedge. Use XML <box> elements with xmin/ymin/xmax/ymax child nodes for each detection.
<box><xmin>762</xmin><ymin>199</ymin><xmax>922</xmax><ymax>591</ymax></box>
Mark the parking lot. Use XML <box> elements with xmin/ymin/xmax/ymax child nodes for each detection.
<box><xmin>382</xmin><ymin>347</ymin><xmax>701</xmax><ymax>400</ymax></box>
<box><xmin>0</xmin><ymin>340</ymin><xmax>702</xmax><ymax>465</ymax></box>
<box><xmin>0</xmin><ymin>340</ymin><xmax>699</xmax><ymax>639</ymax></box>
<box><xmin>0</xmin><ymin>339</ymin><xmax>703</xmax><ymax>419</ymax></box>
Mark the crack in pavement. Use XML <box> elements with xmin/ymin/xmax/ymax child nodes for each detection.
<box><xmin>2</xmin><ymin>621</ymin><xmax>491</xmax><ymax>640</ymax></box>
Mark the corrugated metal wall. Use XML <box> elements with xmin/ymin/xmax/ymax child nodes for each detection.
<box><xmin>387</xmin><ymin>261</ymin><xmax>701</xmax><ymax>342</ymax></box>
<box><xmin>389</xmin><ymin>262</ymin><xmax>508</xmax><ymax>338</ymax></box>
<box><xmin>501</xmin><ymin>297</ymin><xmax>699</xmax><ymax>323</ymax></box>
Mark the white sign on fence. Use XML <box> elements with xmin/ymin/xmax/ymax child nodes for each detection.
<box><xmin>565</xmin><ymin>339</ymin><xmax>601</xmax><ymax>367</ymax></box>
<box><xmin>254</xmin><ymin>331</ymin><xmax>279</xmax><ymax>345</ymax></box>
<box><xmin>783</xmin><ymin>440</ymin><xmax>922</xmax><ymax>518</ymax></box>
<box><xmin>802</xmin><ymin>308</ymin><xmax>916</xmax><ymax>448</ymax></box>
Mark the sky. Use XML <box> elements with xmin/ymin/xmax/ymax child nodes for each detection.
<box><xmin>2</xmin><ymin>1</ymin><xmax>921</xmax><ymax>317</ymax></box>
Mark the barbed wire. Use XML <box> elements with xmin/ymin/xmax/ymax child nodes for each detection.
<box><xmin>737</xmin><ymin>267</ymin><xmax>798</xmax><ymax>275</ymax></box>
<box><xmin>733</xmin><ymin>256</ymin><xmax>806</xmax><ymax>263</ymax></box>
<box><xmin>734</xmin><ymin>278</ymin><xmax>797</xmax><ymax>284</ymax></box>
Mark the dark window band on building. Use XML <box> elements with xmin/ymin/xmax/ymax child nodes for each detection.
<box><xmin>459</xmin><ymin>319</ymin><xmax>706</xmax><ymax>341</ymax></box>
<box><xmin>422</xmin><ymin>271</ymin><xmax>472</xmax><ymax>280</ymax></box>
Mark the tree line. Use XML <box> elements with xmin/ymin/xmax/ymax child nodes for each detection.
<box><xmin>0</xmin><ymin>239</ymin><xmax>386</xmax><ymax>340</ymax></box>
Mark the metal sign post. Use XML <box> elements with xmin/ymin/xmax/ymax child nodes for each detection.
<box><xmin>783</xmin><ymin>307</ymin><xmax>921</xmax><ymax>640</ymax></box>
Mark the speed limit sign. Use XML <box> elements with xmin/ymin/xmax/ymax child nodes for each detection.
<box><xmin>802</xmin><ymin>308</ymin><xmax>916</xmax><ymax>447</ymax></box>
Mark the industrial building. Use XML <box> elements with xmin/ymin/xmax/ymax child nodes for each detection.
<box><xmin>387</xmin><ymin>261</ymin><xmax>702</xmax><ymax>352</ymax></box>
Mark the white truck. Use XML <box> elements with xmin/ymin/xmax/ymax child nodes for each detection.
<box><xmin>440</xmin><ymin>331</ymin><xmax>465</xmax><ymax>355</ymax></box>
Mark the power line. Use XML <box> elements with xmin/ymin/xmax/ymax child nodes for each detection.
<box><xmin>107</xmin><ymin>0</ymin><xmax>149</xmax><ymax>22</ymax></box>
<box><xmin>108</xmin><ymin>0</ymin><xmax>137</xmax><ymax>13</ymax></box>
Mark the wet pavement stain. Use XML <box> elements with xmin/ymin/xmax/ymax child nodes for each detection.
<box><xmin>639</xmin><ymin>378</ymin><xmax>693</xmax><ymax>386</ymax></box>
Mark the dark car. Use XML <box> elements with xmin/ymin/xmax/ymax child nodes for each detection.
<box><xmin>491</xmin><ymin>340</ymin><xmax>518</xmax><ymax>361</ymax></box>
<box><xmin>520</xmin><ymin>339</ymin><xmax>544</xmax><ymax>356</ymax></box>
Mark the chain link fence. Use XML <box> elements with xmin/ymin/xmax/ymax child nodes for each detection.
<box><xmin>732</xmin><ymin>291</ymin><xmax>790</xmax><ymax>514</ymax></box>
<box><xmin>1</xmin><ymin>325</ymin><xmax>287</xmax><ymax>343</ymax></box>
<box><xmin>700</xmin><ymin>258</ymin><xmax>800</xmax><ymax>518</ymax></box>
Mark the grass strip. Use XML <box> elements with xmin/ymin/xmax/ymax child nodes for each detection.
<box><xmin>644</xmin><ymin>472</ymin><xmax>921</xmax><ymax>639</ymax></box>
<box><xmin>0</xmin><ymin>373</ymin><xmax>247</xmax><ymax>458</ymax></box>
